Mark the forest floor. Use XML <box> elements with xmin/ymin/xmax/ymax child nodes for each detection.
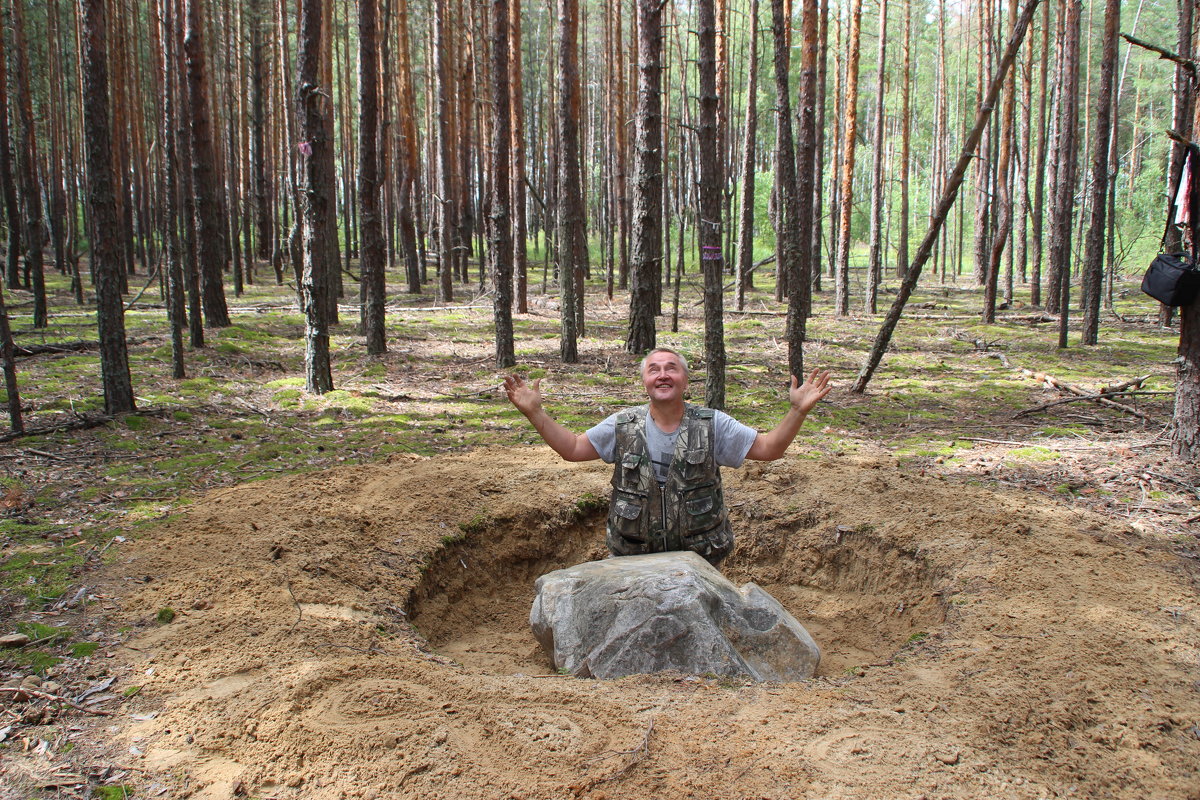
<box><xmin>1</xmin><ymin>264</ymin><xmax>1199</xmax><ymax>799</ymax></box>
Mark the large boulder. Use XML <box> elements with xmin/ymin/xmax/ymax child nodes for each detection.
<box><xmin>529</xmin><ymin>552</ymin><xmax>820</xmax><ymax>681</ymax></box>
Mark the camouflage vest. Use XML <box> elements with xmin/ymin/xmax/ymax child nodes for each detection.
<box><xmin>606</xmin><ymin>404</ymin><xmax>734</xmax><ymax>565</ymax></box>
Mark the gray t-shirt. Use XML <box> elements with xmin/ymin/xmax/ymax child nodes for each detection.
<box><xmin>586</xmin><ymin>408</ymin><xmax>758</xmax><ymax>484</ymax></box>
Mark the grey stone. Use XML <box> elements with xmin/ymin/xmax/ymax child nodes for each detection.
<box><xmin>529</xmin><ymin>551</ymin><xmax>820</xmax><ymax>681</ymax></box>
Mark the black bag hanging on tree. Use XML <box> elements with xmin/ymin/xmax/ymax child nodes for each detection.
<box><xmin>1143</xmin><ymin>142</ymin><xmax>1200</xmax><ymax>307</ymax></box>
<box><xmin>1142</xmin><ymin>251</ymin><xmax>1200</xmax><ymax>307</ymax></box>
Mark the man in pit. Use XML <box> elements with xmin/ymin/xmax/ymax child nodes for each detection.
<box><xmin>503</xmin><ymin>348</ymin><xmax>832</xmax><ymax>566</ymax></box>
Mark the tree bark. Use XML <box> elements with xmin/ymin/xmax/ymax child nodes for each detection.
<box><xmin>297</xmin><ymin>0</ymin><xmax>333</xmax><ymax>393</ymax></box>
<box><xmin>1048</xmin><ymin>0</ymin><xmax>1081</xmax><ymax>349</ymax></box>
<box><xmin>557</xmin><ymin>0</ymin><xmax>586</xmax><ymax>362</ymax></box>
<box><xmin>9</xmin><ymin>0</ymin><xmax>47</xmax><ymax>327</ymax></box>
<box><xmin>866</xmin><ymin>0</ymin><xmax>889</xmax><ymax>313</ymax></box>
<box><xmin>735</xmin><ymin>0</ymin><xmax>760</xmax><ymax>312</ymax></box>
<box><xmin>183</xmin><ymin>0</ymin><xmax>231</xmax><ymax>328</ymax></box>
<box><xmin>490</xmin><ymin>0</ymin><xmax>516</xmax><ymax>367</ymax></box>
<box><xmin>626</xmin><ymin>0</ymin><xmax>664</xmax><ymax>354</ymax></box>
<box><xmin>0</xmin><ymin>3</ymin><xmax>19</xmax><ymax>294</ymax></box>
<box><xmin>79</xmin><ymin>0</ymin><xmax>135</xmax><ymax>414</ymax></box>
<box><xmin>358</xmin><ymin>0</ymin><xmax>386</xmax><ymax>355</ymax></box>
<box><xmin>1079</xmin><ymin>0</ymin><xmax>1118</xmax><ymax>345</ymax></box>
<box><xmin>834</xmin><ymin>0</ymin><xmax>863</xmax><ymax>316</ymax></box>
<box><xmin>698</xmin><ymin>0</ymin><xmax>726</xmax><ymax>408</ymax></box>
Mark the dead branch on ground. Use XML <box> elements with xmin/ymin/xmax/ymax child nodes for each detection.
<box><xmin>1019</xmin><ymin>370</ymin><xmax>1156</xmax><ymax>421</ymax></box>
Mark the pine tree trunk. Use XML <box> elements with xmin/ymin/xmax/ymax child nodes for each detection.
<box><xmin>626</xmin><ymin>0</ymin><xmax>664</xmax><ymax>354</ymax></box>
<box><xmin>509</xmin><ymin>0</ymin><xmax>528</xmax><ymax>313</ymax></box>
<box><xmin>184</xmin><ymin>0</ymin><xmax>231</xmax><ymax>328</ymax></box>
<box><xmin>80</xmin><ymin>0</ymin><xmax>135</xmax><ymax>414</ymax></box>
<box><xmin>698</xmin><ymin>0</ymin><xmax>725</xmax><ymax>408</ymax></box>
<box><xmin>983</xmin><ymin>0</ymin><xmax>1018</xmax><ymax>323</ymax></box>
<box><xmin>490</xmin><ymin>0</ymin><xmax>516</xmax><ymax>367</ymax></box>
<box><xmin>790</xmin><ymin>0</ymin><xmax>819</xmax><ymax>378</ymax></box>
<box><xmin>250</xmin><ymin>0</ymin><xmax>274</xmax><ymax>265</ymax></box>
<box><xmin>160</xmin><ymin>0</ymin><xmax>186</xmax><ymax>378</ymax></box>
<box><xmin>735</xmin><ymin>0</ymin><xmax>760</xmax><ymax>312</ymax></box>
<box><xmin>834</xmin><ymin>0</ymin><xmax>863</xmax><ymax>316</ymax></box>
<box><xmin>866</xmin><ymin>0</ymin><xmax>889</xmax><ymax>313</ymax></box>
<box><xmin>1049</xmin><ymin>0</ymin><xmax>1080</xmax><ymax>348</ymax></box>
<box><xmin>770</xmin><ymin>0</ymin><xmax>803</xmax><ymax>317</ymax></box>
<box><xmin>297</xmin><ymin>0</ymin><xmax>333</xmax><ymax>392</ymax></box>
<box><xmin>1079</xmin><ymin>0</ymin><xmax>1118</xmax><ymax>345</ymax></box>
<box><xmin>557</xmin><ymin>0</ymin><xmax>586</xmax><ymax>363</ymax></box>
<box><xmin>9</xmin><ymin>0</ymin><xmax>47</xmax><ymax>327</ymax></box>
<box><xmin>896</xmin><ymin>0</ymin><xmax>911</xmax><ymax>280</ymax></box>
<box><xmin>358</xmin><ymin>0</ymin><xmax>386</xmax><ymax>355</ymax></box>
<box><xmin>0</xmin><ymin>1</ymin><xmax>20</xmax><ymax>292</ymax></box>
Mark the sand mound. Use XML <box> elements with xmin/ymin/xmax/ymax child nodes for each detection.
<box><xmin>94</xmin><ymin>449</ymin><xmax>1199</xmax><ymax>799</ymax></box>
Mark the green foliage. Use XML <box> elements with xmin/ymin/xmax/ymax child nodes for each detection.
<box><xmin>156</xmin><ymin>607</ymin><xmax>176</xmax><ymax>624</ymax></box>
<box><xmin>92</xmin><ymin>785</ymin><xmax>133</xmax><ymax>799</ymax></box>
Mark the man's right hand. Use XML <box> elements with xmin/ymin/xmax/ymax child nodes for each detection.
<box><xmin>504</xmin><ymin>374</ymin><xmax>543</xmax><ymax>418</ymax></box>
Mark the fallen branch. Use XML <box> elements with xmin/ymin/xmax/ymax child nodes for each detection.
<box><xmin>1019</xmin><ymin>370</ymin><xmax>1154</xmax><ymax>421</ymax></box>
<box><xmin>0</xmin><ymin>408</ymin><xmax>171</xmax><ymax>442</ymax></box>
<box><xmin>1015</xmin><ymin>390</ymin><xmax>1169</xmax><ymax>418</ymax></box>
<box><xmin>0</xmin><ymin>686</ymin><xmax>115</xmax><ymax>716</ymax></box>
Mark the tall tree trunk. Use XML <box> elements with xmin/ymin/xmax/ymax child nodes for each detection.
<box><xmin>790</xmin><ymin>0</ymin><xmax>819</xmax><ymax>378</ymax></box>
<box><xmin>160</xmin><ymin>0</ymin><xmax>186</xmax><ymax>378</ymax></box>
<box><xmin>510</xmin><ymin>0</ymin><xmax>528</xmax><ymax>313</ymax></box>
<box><xmin>1049</xmin><ymin>0</ymin><xmax>1080</xmax><ymax>348</ymax></box>
<box><xmin>735</xmin><ymin>0</ymin><xmax>760</xmax><ymax>312</ymax></box>
<box><xmin>983</xmin><ymin>0</ymin><xmax>1018</xmax><ymax>323</ymax></box>
<box><xmin>557</xmin><ymin>0</ymin><xmax>585</xmax><ymax>362</ymax></box>
<box><xmin>395</xmin><ymin>0</ymin><xmax>422</xmax><ymax>294</ymax></box>
<box><xmin>770</xmin><ymin>0</ymin><xmax>802</xmax><ymax>315</ymax></box>
<box><xmin>626</xmin><ymin>0</ymin><xmax>664</xmax><ymax>354</ymax></box>
<box><xmin>10</xmin><ymin>0</ymin><xmax>47</xmax><ymax>327</ymax></box>
<box><xmin>866</xmin><ymin>0</ymin><xmax>889</xmax><ymax>313</ymax></box>
<box><xmin>490</xmin><ymin>0</ymin><xmax>516</xmax><ymax>367</ymax></box>
<box><xmin>184</xmin><ymin>0</ymin><xmax>231</xmax><ymax>328</ymax></box>
<box><xmin>0</xmin><ymin>0</ymin><xmax>20</xmax><ymax>292</ymax></box>
<box><xmin>434</xmin><ymin>0</ymin><xmax>456</xmax><ymax>301</ymax></box>
<box><xmin>834</xmin><ymin>0</ymin><xmax>863</xmax><ymax>316</ymax></box>
<box><xmin>249</xmin><ymin>0</ymin><xmax>274</xmax><ymax>265</ymax></box>
<box><xmin>1030</xmin><ymin>0</ymin><xmax>1050</xmax><ymax>306</ymax></box>
<box><xmin>698</xmin><ymin>0</ymin><xmax>726</xmax><ymax>408</ymax></box>
<box><xmin>79</xmin><ymin>0</ymin><xmax>135</xmax><ymax>414</ymax></box>
<box><xmin>896</xmin><ymin>0</ymin><xmax>911</xmax><ymax>280</ymax></box>
<box><xmin>358</xmin><ymin>0</ymin><xmax>386</xmax><ymax>355</ymax></box>
<box><xmin>297</xmin><ymin>0</ymin><xmax>333</xmax><ymax>392</ymax></box>
<box><xmin>1079</xmin><ymin>0</ymin><xmax>1118</xmax><ymax>345</ymax></box>
<box><xmin>1172</xmin><ymin>12</ymin><xmax>1200</xmax><ymax>460</ymax></box>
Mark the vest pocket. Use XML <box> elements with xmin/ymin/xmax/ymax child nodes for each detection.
<box><xmin>681</xmin><ymin>484</ymin><xmax>723</xmax><ymax>535</ymax></box>
<box><xmin>608</xmin><ymin>489</ymin><xmax>648</xmax><ymax>546</ymax></box>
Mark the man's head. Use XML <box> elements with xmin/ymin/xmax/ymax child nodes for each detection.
<box><xmin>640</xmin><ymin>348</ymin><xmax>689</xmax><ymax>405</ymax></box>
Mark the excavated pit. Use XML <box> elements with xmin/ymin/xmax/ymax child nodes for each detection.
<box><xmin>407</xmin><ymin>500</ymin><xmax>946</xmax><ymax>676</ymax></box>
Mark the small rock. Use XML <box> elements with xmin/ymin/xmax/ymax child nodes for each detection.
<box><xmin>20</xmin><ymin>675</ymin><xmax>43</xmax><ymax>689</ymax></box>
<box><xmin>0</xmin><ymin>634</ymin><xmax>30</xmax><ymax>648</ymax></box>
<box><xmin>285</xmin><ymin>775</ymin><xmax>304</xmax><ymax>788</ymax></box>
<box><xmin>935</xmin><ymin>750</ymin><xmax>960</xmax><ymax>765</ymax></box>
<box><xmin>41</xmin><ymin>681</ymin><xmax>62</xmax><ymax>695</ymax></box>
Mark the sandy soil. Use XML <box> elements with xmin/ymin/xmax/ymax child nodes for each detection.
<box><xmin>16</xmin><ymin>448</ymin><xmax>1200</xmax><ymax>799</ymax></box>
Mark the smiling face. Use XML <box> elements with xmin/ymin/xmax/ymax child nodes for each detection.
<box><xmin>640</xmin><ymin>349</ymin><xmax>689</xmax><ymax>406</ymax></box>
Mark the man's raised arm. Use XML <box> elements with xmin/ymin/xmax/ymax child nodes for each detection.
<box><xmin>745</xmin><ymin>368</ymin><xmax>832</xmax><ymax>461</ymax></box>
<box><xmin>503</xmin><ymin>375</ymin><xmax>600</xmax><ymax>462</ymax></box>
